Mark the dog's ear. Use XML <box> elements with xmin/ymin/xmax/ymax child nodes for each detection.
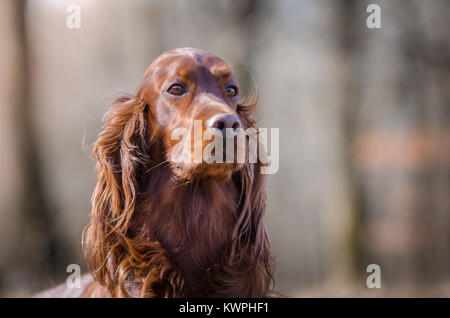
<box><xmin>230</xmin><ymin>98</ymin><xmax>274</xmax><ymax>296</ymax></box>
<box><xmin>84</xmin><ymin>94</ymin><xmax>152</xmax><ymax>292</ymax></box>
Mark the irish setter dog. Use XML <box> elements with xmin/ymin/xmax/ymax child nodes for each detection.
<box><xmin>37</xmin><ymin>48</ymin><xmax>273</xmax><ymax>298</ymax></box>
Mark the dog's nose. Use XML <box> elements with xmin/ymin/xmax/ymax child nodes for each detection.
<box><xmin>206</xmin><ymin>113</ymin><xmax>241</xmax><ymax>132</ymax></box>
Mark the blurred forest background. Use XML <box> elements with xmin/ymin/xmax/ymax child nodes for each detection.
<box><xmin>0</xmin><ymin>0</ymin><xmax>449</xmax><ymax>297</ymax></box>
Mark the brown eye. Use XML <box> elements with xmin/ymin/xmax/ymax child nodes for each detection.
<box><xmin>167</xmin><ymin>84</ymin><xmax>185</xmax><ymax>96</ymax></box>
<box><xmin>226</xmin><ymin>86</ymin><xmax>238</xmax><ymax>97</ymax></box>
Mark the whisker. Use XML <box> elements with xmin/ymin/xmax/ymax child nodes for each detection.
<box><xmin>173</xmin><ymin>180</ymin><xmax>191</xmax><ymax>190</ymax></box>
<box><xmin>193</xmin><ymin>179</ymin><xmax>199</xmax><ymax>198</ymax></box>
<box><xmin>145</xmin><ymin>160</ymin><xmax>169</xmax><ymax>174</ymax></box>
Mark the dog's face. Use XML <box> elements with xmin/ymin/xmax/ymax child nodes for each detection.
<box><xmin>138</xmin><ymin>48</ymin><xmax>245</xmax><ymax>181</ymax></box>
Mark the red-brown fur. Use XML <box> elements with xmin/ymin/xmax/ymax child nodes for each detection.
<box><xmin>40</xmin><ymin>48</ymin><xmax>274</xmax><ymax>298</ymax></box>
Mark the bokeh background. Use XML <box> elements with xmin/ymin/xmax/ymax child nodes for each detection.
<box><xmin>0</xmin><ymin>0</ymin><xmax>449</xmax><ymax>297</ymax></box>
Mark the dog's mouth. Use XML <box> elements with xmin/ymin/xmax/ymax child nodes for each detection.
<box><xmin>168</xmin><ymin>131</ymin><xmax>246</xmax><ymax>181</ymax></box>
<box><xmin>173</xmin><ymin>159</ymin><xmax>242</xmax><ymax>182</ymax></box>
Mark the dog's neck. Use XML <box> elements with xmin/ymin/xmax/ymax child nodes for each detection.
<box><xmin>132</xmin><ymin>163</ymin><xmax>240</xmax><ymax>296</ymax></box>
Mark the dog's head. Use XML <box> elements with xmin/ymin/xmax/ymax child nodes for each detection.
<box><xmin>133</xmin><ymin>47</ymin><xmax>253</xmax><ymax>181</ymax></box>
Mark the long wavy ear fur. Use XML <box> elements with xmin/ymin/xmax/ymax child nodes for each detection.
<box><xmin>83</xmin><ymin>94</ymin><xmax>152</xmax><ymax>296</ymax></box>
<box><xmin>227</xmin><ymin>96</ymin><xmax>274</xmax><ymax>296</ymax></box>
